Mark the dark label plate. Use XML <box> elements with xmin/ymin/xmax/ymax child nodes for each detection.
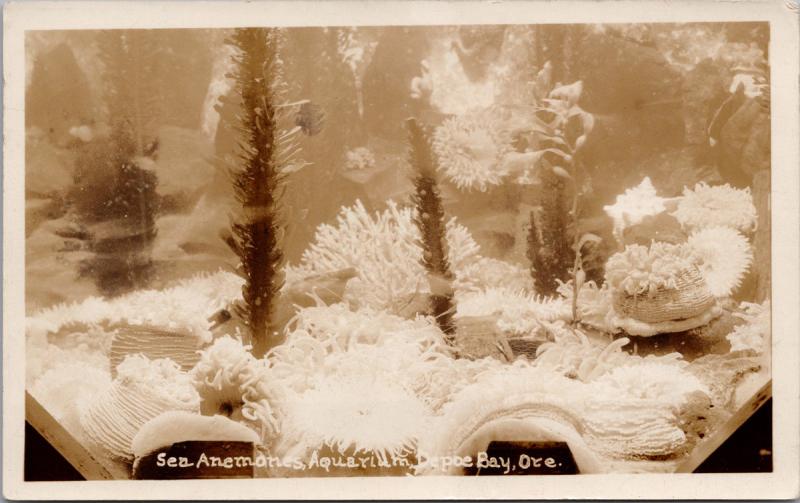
<box><xmin>133</xmin><ymin>441</ymin><xmax>255</xmax><ymax>479</ymax></box>
<box><xmin>465</xmin><ymin>441</ymin><xmax>579</xmax><ymax>475</ymax></box>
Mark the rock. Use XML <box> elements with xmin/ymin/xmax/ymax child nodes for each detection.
<box><xmin>131</xmin><ymin>411</ymin><xmax>259</xmax><ymax>459</ymax></box>
<box><xmin>718</xmin><ymin>98</ymin><xmax>770</xmax><ymax>183</ymax></box>
<box><xmin>622</xmin><ymin>212</ymin><xmax>687</xmax><ymax>246</ymax></box>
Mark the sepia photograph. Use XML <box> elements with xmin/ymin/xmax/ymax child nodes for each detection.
<box><xmin>3</xmin><ymin>0</ymin><xmax>799</xmax><ymax>500</ymax></box>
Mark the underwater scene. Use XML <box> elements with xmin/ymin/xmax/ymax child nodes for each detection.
<box><xmin>25</xmin><ymin>23</ymin><xmax>771</xmax><ymax>477</ymax></box>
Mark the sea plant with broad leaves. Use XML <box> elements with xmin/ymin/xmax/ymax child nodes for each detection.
<box><xmin>511</xmin><ymin>62</ymin><xmax>600</xmax><ymax>324</ymax></box>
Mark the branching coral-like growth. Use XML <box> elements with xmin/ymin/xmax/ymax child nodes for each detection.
<box><xmin>286</xmin><ymin>200</ymin><xmax>479</xmax><ymax>315</ymax></box>
<box><xmin>225</xmin><ymin>28</ymin><xmax>301</xmax><ymax>357</ymax></box>
<box><xmin>407</xmin><ymin>118</ymin><xmax>457</xmax><ymax>342</ymax></box>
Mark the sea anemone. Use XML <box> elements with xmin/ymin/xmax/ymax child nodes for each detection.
<box><xmin>27</xmin><ymin>270</ymin><xmax>243</xmax><ymax>344</ymax></box>
<box><xmin>533</xmin><ymin>326</ymin><xmax>686</xmax><ymax>382</ymax></box>
<box><xmin>556</xmin><ymin>280</ymin><xmax>619</xmax><ymax>333</ymax></box>
<box><xmin>672</xmin><ymin>182</ymin><xmax>757</xmax><ymax>233</ymax></box>
<box><xmin>605</xmin><ymin>242</ymin><xmax>701</xmax><ymax>296</ymax></box>
<box><xmin>275</xmin><ymin>373</ymin><xmax>430</xmax><ymax>468</ymax></box>
<box><xmin>191</xmin><ymin>336</ymin><xmax>283</xmax><ymax>443</ymax></box>
<box><xmin>79</xmin><ymin>355</ymin><xmax>200</xmax><ymax>462</ymax></box>
<box><xmin>432</xmin><ymin>112</ymin><xmax>512</xmax><ymax>191</ymax></box>
<box><xmin>727</xmin><ymin>300</ymin><xmax>770</xmax><ymax>353</ymax></box>
<box><xmin>455</xmin><ymin>287</ymin><xmax>571</xmax><ymax>336</ymax></box>
<box><xmin>687</xmin><ymin>226</ymin><xmax>753</xmax><ymax>298</ymax></box>
<box><xmin>454</xmin><ymin>257</ymin><xmax>533</xmax><ymax>293</ymax></box>
<box><xmin>603</xmin><ymin>177</ymin><xmax>669</xmax><ymax>241</ymax></box>
<box><xmin>269</xmin><ymin>303</ymin><xmax>454</xmax><ymax>396</ymax></box>
<box><xmin>605</xmin><ymin>242</ymin><xmax>721</xmax><ymax>333</ymax></box>
<box><xmin>26</xmin><ymin>326</ymin><xmax>113</xmax><ymax>386</ymax></box>
<box><xmin>286</xmin><ymin>200</ymin><xmax>479</xmax><ymax>315</ymax></box>
<box><xmin>589</xmin><ymin>362</ymin><xmax>709</xmax><ymax>406</ymax></box>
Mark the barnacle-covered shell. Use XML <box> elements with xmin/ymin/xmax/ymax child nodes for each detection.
<box><xmin>79</xmin><ymin>355</ymin><xmax>200</xmax><ymax>462</ymax></box>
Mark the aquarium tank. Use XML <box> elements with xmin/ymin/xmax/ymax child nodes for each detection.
<box><xmin>25</xmin><ymin>23</ymin><xmax>771</xmax><ymax>477</ymax></box>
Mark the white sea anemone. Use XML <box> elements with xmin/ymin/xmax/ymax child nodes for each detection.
<box><xmin>286</xmin><ymin>200</ymin><xmax>480</xmax><ymax>315</ymax></box>
<box><xmin>673</xmin><ymin>182</ymin><xmax>757</xmax><ymax>233</ymax></box>
<box><xmin>603</xmin><ymin>177</ymin><xmax>669</xmax><ymax>241</ymax></box>
<box><xmin>688</xmin><ymin>226</ymin><xmax>753</xmax><ymax>298</ymax></box>
<box><xmin>27</xmin><ymin>270</ymin><xmax>243</xmax><ymax>343</ymax></box>
<box><xmin>556</xmin><ymin>280</ymin><xmax>619</xmax><ymax>333</ymax></box>
<box><xmin>277</xmin><ymin>374</ymin><xmax>430</xmax><ymax>464</ymax></box>
<box><xmin>191</xmin><ymin>336</ymin><xmax>283</xmax><ymax>443</ymax></box>
<box><xmin>582</xmin><ymin>362</ymin><xmax>709</xmax><ymax>460</ymax></box>
<box><xmin>455</xmin><ymin>287</ymin><xmax>571</xmax><ymax>336</ymax></box>
<box><xmin>269</xmin><ymin>303</ymin><xmax>453</xmax><ymax>396</ymax></box>
<box><xmin>432</xmin><ymin>112</ymin><xmax>512</xmax><ymax>191</ymax></box>
<box><xmin>454</xmin><ymin>257</ymin><xmax>533</xmax><ymax>293</ymax></box>
<box><xmin>589</xmin><ymin>362</ymin><xmax>708</xmax><ymax>407</ymax></box>
<box><xmin>605</xmin><ymin>242</ymin><xmax>700</xmax><ymax>296</ymax></box>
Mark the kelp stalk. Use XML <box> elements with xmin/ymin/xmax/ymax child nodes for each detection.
<box><xmin>406</xmin><ymin>118</ymin><xmax>457</xmax><ymax>344</ymax></box>
<box><xmin>226</xmin><ymin>28</ymin><xmax>293</xmax><ymax>357</ymax></box>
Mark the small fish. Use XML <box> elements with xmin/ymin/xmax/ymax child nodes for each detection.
<box><xmin>295</xmin><ymin>102</ymin><xmax>325</xmax><ymax>136</ymax></box>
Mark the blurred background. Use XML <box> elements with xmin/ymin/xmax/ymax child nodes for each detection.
<box><xmin>25</xmin><ymin>23</ymin><xmax>770</xmax><ymax>312</ymax></box>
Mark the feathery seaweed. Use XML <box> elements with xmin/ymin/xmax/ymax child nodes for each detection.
<box><xmin>225</xmin><ymin>28</ymin><xmax>300</xmax><ymax>357</ymax></box>
<box><xmin>407</xmin><ymin>118</ymin><xmax>457</xmax><ymax>343</ymax></box>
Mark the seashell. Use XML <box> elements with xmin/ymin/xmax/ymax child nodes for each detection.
<box><xmin>613</xmin><ymin>265</ymin><xmax>715</xmax><ymax>324</ymax></box>
<box><xmin>80</xmin><ymin>356</ymin><xmax>200</xmax><ymax>462</ymax></box>
<box><xmin>110</xmin><ymin>325</ymin><xmax>202</xmax><ymax>377</ymax></box>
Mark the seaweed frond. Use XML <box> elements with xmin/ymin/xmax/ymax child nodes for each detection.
<box><xmin>407</xmin><ymin>118</ymin><xmax>457</xmax><ymax>343</ymax></box>
<box><xmin>225</xmin><ymin>28</ymin><xmax>296</xmax><ymax>357</ymax></box>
